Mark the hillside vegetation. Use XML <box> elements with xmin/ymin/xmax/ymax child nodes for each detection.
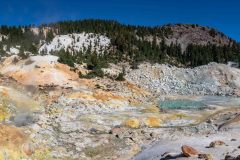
<box><xmin>0</xmin><ymin>19</ymin><xmax>239</xmax><ymax>68</ymax></box>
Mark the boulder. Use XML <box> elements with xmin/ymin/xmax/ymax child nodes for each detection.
<box><xmin>199</xmin><ymin>153</ymin><xmax>213</xmax><ymax>160</ymax></box>
<box><xmin>22</xmin><ymin>143</ymin><xmax>34</xmax><ymax>156</ymax></box>
<box><xmin>109</xmin><ymin>127</ymin><xmax>126</xmax><ymax>138</ymax></box>
<box><xmin>181</xmin><ymin>145</ymin><xmax>199</xmax><ymax>157</ymax></box>
<box><xmin>209</xmin><ymin>140</ymin><xmax>225</xmax><ymax>148</ymax></box>
<box><xmin>224</xmin><ymin>155</ymin><xmax>240</xmax><ymax>160</ymax></box>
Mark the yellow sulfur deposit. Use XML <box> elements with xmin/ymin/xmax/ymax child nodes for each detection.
<box><xmin>124</xmin><ymin>118</ymin><xmax>140</xmax><ymax>128</ymax></box>
<box><xmin>144</xmin><ymin>117</ymin><xmax>162</xmax><ymax>128</ymax></box>
<box><xmin>0</xmin><ymin>104</ymin><xmax>10</xmax><ymax>121</ymax></box>
<box><xmin>0</xmin><ymin>124</ymin><xmax>28</xmax><ymax>159</ymax></box>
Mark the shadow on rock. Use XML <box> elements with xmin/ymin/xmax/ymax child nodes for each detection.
<box><xmin>160</xmin><ymin>153</ymin><xmax>184</xmax><ymax>160</ymax></box>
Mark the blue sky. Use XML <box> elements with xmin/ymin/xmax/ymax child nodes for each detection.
<box><xmin>0</xmin><ymin>0</ymin><xmax>239</xmax><ymax>41</ymax></box>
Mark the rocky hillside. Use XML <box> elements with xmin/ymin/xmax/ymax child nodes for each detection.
<box><xmin>39</xmin><ymin>33</ymin><xmax>111</xmax><ymax>54</ymax></box>
<box><xmin>0</xmin><ymin>55</ymin><xmax>79</xmax><ymax>88</ymax></box>
<box><xmin>0</xmin><ymin>20</ymin><xmax>239</xmax><ymax>68</ymax></box>
<box><xmin>165</xmin><ymin>24</ymin><xmax>234</xmax><ymax>51</ymax></box>
<box><xmin>2</xmin><ymin>54</ymin><xmax>240</xmax><ymax>97</ymax></box>
<box><xmin>126</xmin><ymin>62</ymin><xmax>240</xmax><ymax>96</ymax></box>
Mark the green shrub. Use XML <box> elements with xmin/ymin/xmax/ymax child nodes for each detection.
<box><xmin>115</xmin><ymin>72</ymin><xmax>125</xmax><ymax>81</ymax></box>
<box><xmin>80</xmin><ymin>69</ymin><xmax>104</xmax><ymax>79</ymax></box>
<box><xmin>115</xmin><ymin>67</ymin><xmax>125</xmax><ymax>81</ymax></box>
<box><xmin>57</xmin><ymin>50</ymin><xmax>75</xmax><ymax>67</ymax></box>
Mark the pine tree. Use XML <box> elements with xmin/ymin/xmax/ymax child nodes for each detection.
<box><xmin>46</xmin><ymin>30</ymin><xmax>54</xmax><ymax>43</ymax></box>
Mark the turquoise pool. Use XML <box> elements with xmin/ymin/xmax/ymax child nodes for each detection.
<box><xmin>159</xmin><ymin>96</ymin><xmax>240</xmax><ymax>111</ymax></box>
<box><xmin>159</xmin><ymin>99</ymin><xmax>206</xmax><ymax>110</ymax></box>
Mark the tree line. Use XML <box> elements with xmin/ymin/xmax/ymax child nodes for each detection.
<box><xmin>0</xmin><ymin>19</ymin><xmax>239</xmax><ymax>70</ymax></box>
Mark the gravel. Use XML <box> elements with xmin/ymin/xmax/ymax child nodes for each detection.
<box><xmin>126</xmin><ymin>62</ymin><xmax>240</xmax><ymax>96</ymax></box>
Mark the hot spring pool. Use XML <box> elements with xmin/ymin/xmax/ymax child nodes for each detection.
<box><xmin>157</xmin><ymin>96</ymin><xmax>240</xmax><ymax>127</ymax></box>
<box><xmin>159</xmin><ymin>96</ymin><xmax>240</xmax><ymax>110</ymax></box>
<box><xmin>159</xmin><ymin>99</ymin><xmax>206</xmax><ymax>110</ymax></box>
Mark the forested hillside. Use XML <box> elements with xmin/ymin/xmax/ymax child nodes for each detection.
<box><xmin>0</xmin><ymin>19</ymin><xmax>239</xmax><ymax>68</ymax></box>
